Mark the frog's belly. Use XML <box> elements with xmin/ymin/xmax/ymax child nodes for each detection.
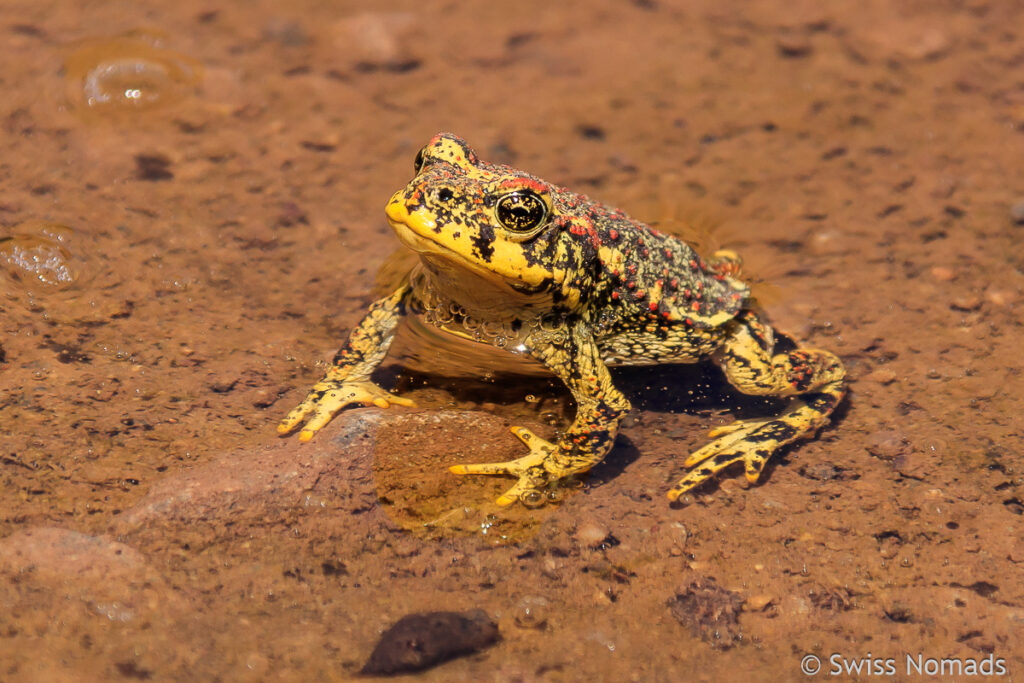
<box><xmin>391</xmin><ymin>314</ymin><xmax>720</xmax><ymax>379</ymax></box>
<box><xmin>388</xmin><ymin>313</ymin><xmax>550</xmax><ymax>377</ymax></box>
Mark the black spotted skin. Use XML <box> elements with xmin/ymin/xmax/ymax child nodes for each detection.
<box><xmin>279</xmin><ymin>133</ymin><xmax>846</xmax><ymax>506</ymax></box>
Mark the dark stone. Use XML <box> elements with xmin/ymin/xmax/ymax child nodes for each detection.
<box><xmin>576</xmin><ymin>125</ymin><xmax>606</xmax><ymax>140</ymax></box>
<box><xmin>777</xmin><ymin>35</ymin><xmax>813</xmax><ymax>58</ymax></box>
<box><xmin>134</xmin><ymin>154</ymin><xmax>174</xmax><ymax>181</ymax></box>
<box><xmin>799</xmin><ymin>462</ymin><xmax>853</xmax><ymax>481</ymax></box>
<box><xmin>667</xmin><ymin>577</ymin><xmax>744</xmax><ymax>649</ymax></box>
<box><xmin>360</xmin><ymin>609</ymin><xmax>500</xmax><ymax>675</ymax></box>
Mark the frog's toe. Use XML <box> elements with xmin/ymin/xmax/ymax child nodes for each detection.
<box><xmin>668</xmin><ymin>406</ymin><xmax>822</xmax><ymax>501</ymax></box>
<box><xmin>277</xmin><ymin>402</ymin><xmax>313</xmax><ymax>435</ymax></box>
<box><xmin>449</xmin><ymin>426</ymin><xmax>559</xmax><ymax>506</ymax></box>
<box><xmin>373</xmin><ymin>394</ymin><xmax>417</xmax><ymax>409</ymax></box>
<box><xmin>683</xmin><ymin>418</ymin><xmax>770</xmax><ymax>467</ymax></box>
<box><xmin>669</xmin><ymin>419</ymin><xmax>790</xmax><ymax>500</ymax></box>
<box><xmin>279</xmin><ymin>380</ymin><xmax>413</xmax><ymax>441</ymax></box>
<box><xmin>448</xmin><ymin>448</ymin><xmax>548</xmax><ymax>477</ymax></box>
<box><xmin>296</xmin><ymin>393</ymin><xmax>353</xmax><ymax>441</ymax></box>
<box><xmin>667</xmin><ymin>446</ymin><xmax>771</xmax><ymax>502</ymax></box>
<box><xmin>495</xmin><ymin>478</ymin><xmax>547</xmax><ymax>508</ymax></box>
<box><xmin>450</xmin><ymin>458</ymin><xmax>550</xmax><ymax>507</ymax></box>
<box><xmin>300</xmin><ymin>404</ymin><xmax>354</xmax><ymax>441</ymax></box>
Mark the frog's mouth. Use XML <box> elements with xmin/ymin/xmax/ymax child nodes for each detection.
<box><xmin>385</xmin><ymin>196</ymin><xmax>556</xmax><ymax>295</ymax></box>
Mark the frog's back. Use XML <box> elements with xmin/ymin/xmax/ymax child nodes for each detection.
<box><xmin>569</xmin><ymin>193</ymin><xmax>749</xmax><ymax>330</ymax></box>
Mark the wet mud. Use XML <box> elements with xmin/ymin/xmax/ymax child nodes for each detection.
<box><xmin>2</xmin><ymin>0</ymin><xmax>1023</xmax><ymax>680</ymax></box>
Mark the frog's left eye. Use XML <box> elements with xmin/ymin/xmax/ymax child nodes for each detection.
<box><xmin>413</xmin><ymin>147</ymin><xmax>426</xmax><ymax>175</ymax></box>
<box><xmin>495</xmin><ymin>190</ymin><xmax>548</xmax><ymax>234</ymax></box>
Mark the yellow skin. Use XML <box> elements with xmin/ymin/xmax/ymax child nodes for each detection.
<box><xmin>279</xmin><ymin>133</ymin><xmax>846</xmax><ymax>506</ymax></box>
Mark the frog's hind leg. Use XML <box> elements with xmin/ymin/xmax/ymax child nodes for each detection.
<box><xmin>667</xmin><ymin>310</ymin><xmax>845</xmax><ymax>501</ymax></box>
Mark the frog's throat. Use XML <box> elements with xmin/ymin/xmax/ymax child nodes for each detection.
<box><xmin>388</xmin><ymin>218</ymin><xmax>544</xmax><ymax>299</ymax></box>
<box><xmin>385</xmin><ymin>201</ymin><xmax>561</xmax><ymax>293</ymax></box>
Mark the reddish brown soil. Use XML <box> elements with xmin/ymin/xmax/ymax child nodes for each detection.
<box><xmin>2</xmin><ymin>1</ymin><xmax>1023</xmax><ymax>680</ymax></box>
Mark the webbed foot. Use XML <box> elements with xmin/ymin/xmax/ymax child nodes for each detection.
<box><xmin>449</xmin><ymin>426</ymin><xmax>560</xmax><ymax>507</ymax></box>
<box><xmin>666</xmin><ymin>397</ymin><xmax>830</xmax><ymax>502</ymax></box>
<box><xmin>278</xmin><ymin>377</ymin><xmax>415</xmax><ymax>442</ymax></box>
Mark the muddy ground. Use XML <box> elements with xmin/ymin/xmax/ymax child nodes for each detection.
<box><xmin>2</xmin><ymin>0</ymin><xmax>1023</xmax><ymax>680</ymax></box>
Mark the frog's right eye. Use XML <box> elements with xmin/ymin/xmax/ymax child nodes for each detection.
<box><xmin>495</xmin><ymin>190</ymin><xmax>549</xmax><ymax>234</ymax></box>
<box><xmin>413</xmin><ymin>147</ymin><xmax>426</xmax><ymax>175</ymax></box>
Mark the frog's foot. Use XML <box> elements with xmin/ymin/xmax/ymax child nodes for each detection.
<box><xmin>449</xmin><ymin>426</ymin><xmax>563</xmax><ymax>507</ymax></box>
<box><xmin>277</xmin><ymin>378</ymin><xmax>414</xmax><ymax>442</ymax></box>
<box><xmin>666</xmin><ymin>399</ymin><xmax>826</xmax><ymax>501</ymax></box>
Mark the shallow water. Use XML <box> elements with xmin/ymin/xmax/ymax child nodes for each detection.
<box><xmin>2</xmin><ymin>1</ymin><xmax>1023</xmax><ymax>680</ymax></box>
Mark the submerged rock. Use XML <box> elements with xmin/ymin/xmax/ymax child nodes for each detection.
<box><xmin>113</xmin><ymin>409</ymin><xmax>384</xmax><ymax>531</ymax></box>
<box><xmin>361</xmin><ymin>609</ymin><xmax>500</xmax><ymax>675</ymax></box>
<box><xmin>668</xmin><ymin>577</ymin><xmax>745</xmax><ymax>649</ymax></box>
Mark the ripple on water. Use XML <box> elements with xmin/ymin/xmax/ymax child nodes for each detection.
<box><xmin>0</xmin><ymin>221</ymin><xmax>79</xmax><ymax>291</ymax></box>
<box><xmin>64</xmin><ymin>30</ymin><xmax>202</xmax><ymax>115</ymax></box>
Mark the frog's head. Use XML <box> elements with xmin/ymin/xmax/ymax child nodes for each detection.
<box><xmin>386</xmin><ymin>133</ymin><xmax>597</xmax><ymax>305</ymax></box>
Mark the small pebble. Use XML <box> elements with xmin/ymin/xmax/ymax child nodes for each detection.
<box><xmin>900</xmin><ymin>28</ymin><xmax>950</xmax><ymax>60</ymax></box>
<box><xmin>668</xmin><ymin>577</ymin><xmax>744</xmax><ymax>648</ymax></box>
<box><xmin>513</xmin><ymin>596</ymin><xmax>549</xmax><ymax>629</ymax></box>
<box><xmin>1010</xmin><ymin>200</ymin><xmax>1024</xmax><ymax>225</ymax></box>
<box><xmin>985</xmin><ymin>289</ymin><xmax>1011</xmax><ymax>306</ymax></box>
<box><xmin>865</xmin><ymin>430</ymin><xmax>907</xmax><ymax>460</ymax></box>
<box><xmin>800</xmin><ymin>462</ymin><xmax>842</xmax><ymax>481</ymax></box>
<box><xmin>893</xmin><ymin>452</ymin><xmax>927</xmax><ymax>480</ymax></box>
<box><xmin>743</xmin><ymin>594</ymin><xmax>774</xmax><ymax>612</ymax></box>
<box><xmin>930</xmin><ymin>266</ymin><xmax>955</xmax><ymax>282</ymax></box>
<box><xmin>950</xmin><ymin>296</ymin><xmax>982</xmax><ymax>312</ymax></box>
<box><xmin>878</xmin><ymin>537</ymin><xmax>901</xmax><ymax>559</ymax></box>
<box><xmin>777</xmin><ymin>34</ymin><xmax>813</xmax><ymax>58</ymax></box>
<box><xmin>330</xmin><ymin>12</ymin><xmax>418</xmax><ymax>71</ymax></box>
<box><xmin>575</xmin><ymin>522</ymin><xmax>611</xmax><ymax>549</ymax></box>
<box><xmin>1008</xmin><ymin>538</ymin><xmax>1024</xmax><ymax>564</ymax></box>
<box><xmin>864</xmin><ymin>368</ymin><xmax>898</xmax><ymax>385</ymax></box>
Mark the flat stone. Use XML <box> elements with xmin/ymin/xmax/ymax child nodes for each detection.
<box><xmin>113</xmin><ymin>409</ymin><xmax>385</xmax><ymax>531</ymax></box>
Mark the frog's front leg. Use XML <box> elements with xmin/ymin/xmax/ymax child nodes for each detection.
<box><xmin>277</xmin><ymin>285</ymin><xmax>415</xmax><ymax>442</ymax></box>
<box><xmin>449</xmin><ymin>320</ymin><xmax>631</xmax><ymax>506</ymax></box>
<box><xmin>667</xmin><ymin>309</ymin><xmax>846</xmax><ymax>500</ymax></box>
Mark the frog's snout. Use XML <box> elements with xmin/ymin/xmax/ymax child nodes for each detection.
<box><xmin>385</xmin><ymin>191</ymin><xmax>407</xmax><ymax>223</ymax></box>
<box><xmin>386</xmin><ymin>192</ymin><xmax>438</xmax><ymax>239</ymax></box>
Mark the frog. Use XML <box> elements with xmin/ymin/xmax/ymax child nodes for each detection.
<box><xmin>278</xmin><ymin>133</ymin><xmax>846</xmax><ymax>507</ymax></box>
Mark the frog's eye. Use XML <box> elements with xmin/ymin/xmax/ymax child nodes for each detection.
<box><xmin>413</xmin><ymin>147</ymin><xmax>425</xmax><ymax>175</ymax></box>
<box><xmin>495</xmin><ymin>190</ymin><xmax>548</xmax><ymax>234</ymax></box>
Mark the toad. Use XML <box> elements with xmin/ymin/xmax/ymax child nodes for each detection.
<box><xmin>278</xmin><ymin>133</ymin><xmax>846</xmax><ymax>506</ymax></box>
